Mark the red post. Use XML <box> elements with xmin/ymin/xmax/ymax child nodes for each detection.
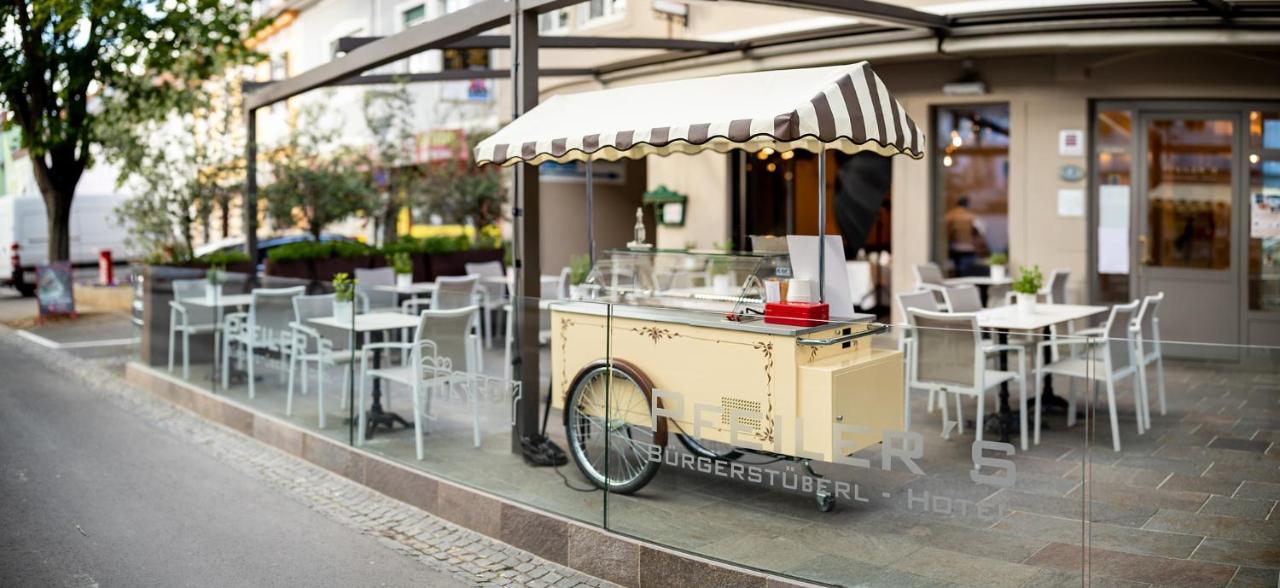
<box><xmin>98</xmin><ymin>249</ymin><xmax>114</xmax><ymax>286</ymax></box>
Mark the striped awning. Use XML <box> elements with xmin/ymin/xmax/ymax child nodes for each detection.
<box><xmin>475</xmin><ymin>62</ymin><xmax>924</xmax><ymax>166</ymax></box>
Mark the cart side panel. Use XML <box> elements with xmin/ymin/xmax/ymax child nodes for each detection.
<box><xmin>797</xmin><ymin>349</ymin><xmax>904</xmax><ymax>462</ymax></box>
<box><xmin>551</xmin><ymin>308</ymin><xmax>611</xmax><ymax>412</ymax></box>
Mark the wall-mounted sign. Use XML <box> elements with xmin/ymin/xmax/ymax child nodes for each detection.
<box><xmin>643</xmin><ymin>185</ymin><xmax>688</xmax><ymax>227</ymax></box>
<box><xmin>1058</xmin><ymin>129</ymin><xmax>1084</xmax><ymax>157</ymax></box>
<box><xmin>1059</xmin><ymin>163</ymin><xmax>1085</xmax><ymax>182</ymax></box>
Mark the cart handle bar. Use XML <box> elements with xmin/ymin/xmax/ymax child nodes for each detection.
<box><xmin>797</xmin><ymin>323</ymin><xmax>890</xmax><ymax>346</ymax></box>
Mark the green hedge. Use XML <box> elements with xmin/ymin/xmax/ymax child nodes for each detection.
<box><xmin>267</xmin><ymin>236</ymin><xmax>500</xmax><ymax>263</ymax></box>
<box><xmin>266</xmin><ymin>240</ymin><xmax>379</xmax><ymax>262</ymax></box>
<box><xmin>382</xmin><ymin>235</ymin><xmax>474</xmax><ymax>256</ymax></box>
<box><xmin>192</xmin><ymin>250</ymin><xmax>251</xmax><ymax>266</ymax></box>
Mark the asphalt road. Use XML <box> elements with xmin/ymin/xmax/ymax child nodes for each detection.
<box><xmin>0</xmin><ymin>332</ymin><xmax>462</xmax><ymax>587</ymax></box>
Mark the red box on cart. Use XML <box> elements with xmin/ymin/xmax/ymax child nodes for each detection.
<box><xmin>764</xmin><ymin>301</ymin><xmax>830</xmax><ymax>328</ymax></box>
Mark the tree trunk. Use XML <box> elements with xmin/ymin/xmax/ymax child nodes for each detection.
<box><xmin>29</xmin><ymin>150</ymin><xmax>85</xmax><ymax>263</ymax></box>
<box><xmin>381</xmin><ymin>206</ymin><xmax>399</xmax><ymax>246</ymax></box>
<box><xmin>44</xmin><ymin>191</ymin><xmax>74</xmax><ymax>263</ymax></box>
<box><xmin>221</xmin><ymin>200</ymin><xmax>231</xmax><ymax>239</ymax></box>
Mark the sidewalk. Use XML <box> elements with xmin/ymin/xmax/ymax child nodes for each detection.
<box><xmin>0</xmin><ymin>325</ymin><xmax>615</xmax><ymax>588</ymax></box>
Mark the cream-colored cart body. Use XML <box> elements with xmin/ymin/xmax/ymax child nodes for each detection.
<box><xmin>551</xmin><ymin>303</ymin><xmax>903</xmax><ymax>463</ymax></box>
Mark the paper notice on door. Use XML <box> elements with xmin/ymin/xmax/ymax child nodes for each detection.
<box><xmin>1097</xmin><ymin>185</ymin><xmax>1130</xmax><ymax>274</ymax></box>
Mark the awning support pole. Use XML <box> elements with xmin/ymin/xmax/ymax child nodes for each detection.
<box><xmin>244</xmin><ymin>107</ymin><xmax>259</xmax><ymax>288</ymax></box>
<box><xmin>817</xmin><ymin>147</ymin><xmax>826</xmax><ymax>304</ymax></box>
<box><xmin>586</xmin><ymin>160</ymin><xmax>595</xmax><ymax>266</ymax></box>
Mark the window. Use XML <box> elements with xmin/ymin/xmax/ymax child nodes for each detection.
<box><xmin>539</xmin><ymin>8</ymin><xmax>570</xmax><ymax>33</ymax></box>
<box><xmin>1249</xmin><ymin>110</ymin><xmax>1280</xmax><ymax>311</ymax></box>
<box><xmin>932</xmin><ymin>104</ymin><xmax>1010</xmax><ymax>277</ymax></box>
<box><xmin>402</xmin><ymin>4</ymin><xmax>426</xmax><ymax>26</ymax></box>
<box><xmin>1094</xmin><ymin>109</ymin><xmax>1134</xmax><ymax>303</ymax></box>
<box><xmin>579</xmin><ymin>0</ymin><xmax>625</xmax><ymax>25</ymax></box>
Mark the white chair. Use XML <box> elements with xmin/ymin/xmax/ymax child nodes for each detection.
<box><xmin>1043</xmin><ymin>268</ymin><xmax>1071</xmax><ymax>304</ymax></box>
<box><xmin>355</xmin><ymin>267</ymin><xmax>398</xmax><ymax>313</ymax></box>
<box><xmin>168</xmin><ymin>279</ymin><xmax>219</xmax><ymax>381</ymax></box>
<box><xmin>896</xmin><ymin>290</ymin><xmax>941</xmax><ymax>428</ymax></box>
<box><xmin>287</xmin><ymin>294</ymin><xmax>360</xmax><ymax>428</ymax></box>
<box><xmin>907</xmin><ymin>308</ymin><xmax>1031</xmax><ymax>450</ymax></box>
<box><xmin>357</xmin><ymin>305</ymin><xmax>482</xmax><ymax>459</ymax></box>
<box><xmin>1035</xmin><ymin>300</ymin><xmax>1144</xmax><ymax>452</ymax></box>
<box><xmin>1133</xmin><ymin>292</ymin><xmax>1166</xmax><ymax>423</ymax></box>
<box><xmin>465</xmin><ymin>261</ymin><xmax>508</xmax><ymax>349</ymax></box>
<box><xmin>941</xmin><ymin>285</ymin><xmax>983</xmax><ymax>313</ymax></box>
<box><xmin>913</xmin><ymin>262</ymin><xmax>947</xmax><ymax>293</ymax></box>
<box><xmin>557</xmin><ymin>266</ymin><xmax>571</xmax><ymax>300</ymax></box>
<box><xmin>222</xmin><ymin>286</ymin><xmax>306</xmax><ymax>398</ymax></box>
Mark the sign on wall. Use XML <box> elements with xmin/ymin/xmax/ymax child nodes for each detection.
<box><xmin>1058</xmin><ymin>129</ymin><xmax>1084</xmax><ymax>157</ymax></box>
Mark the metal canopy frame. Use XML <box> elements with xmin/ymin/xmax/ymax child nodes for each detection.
<box><xmin>240</xmin><ymin>0</ymin><xmax>1276</xmax><ymax>454</ymax></box>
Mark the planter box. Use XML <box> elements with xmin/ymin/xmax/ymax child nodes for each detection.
<box><xmin>266</xmin><ymin>255</ymin><xmax>380</xmax><ymax>283</ymax></box>
<box><xmin>422</xmin><ymin>249</ymin><xmax>503</xmax><ymax>281</ymax></box>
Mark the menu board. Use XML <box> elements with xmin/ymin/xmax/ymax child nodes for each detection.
<box><xmin>36</xmin><ymin>262</ymin><xmax>76</xmax><ymax>318</ymax></box>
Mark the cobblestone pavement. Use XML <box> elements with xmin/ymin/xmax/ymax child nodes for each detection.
<box><xmin>2</xmin><ymin>328</ymin><xmax>615</xmax><ymax>588</ymax></box>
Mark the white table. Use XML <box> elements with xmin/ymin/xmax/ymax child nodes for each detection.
<box><xmin>974</xmin><ymin>303</ymin><xmax>1109</xmax><ymax>443</ymax></box>
<box><xmin>179</xmin><ymin>293</ymin><xmax>255</xmax><ymax>308</ymax></box>
<box><xmin>945</xmin><ymin>276</ymin><xmax>1013</xmax><ymax>306</ymax></box>
<box><xmin>309</xmin><ymin>312</ymin><xmax>422</xmax><ymax>439</ymax></box>
<box><xmin>371</xmin><ymin>282</ymin><xmax>436</xmax><ymax>296</ymax></box>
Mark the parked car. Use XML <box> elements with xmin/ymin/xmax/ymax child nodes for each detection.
<box><xmin>0</xmin><ymin>194</ymin><xmax>133</xmax><ymax>297</ymax></box>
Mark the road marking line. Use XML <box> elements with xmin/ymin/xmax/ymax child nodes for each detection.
<box><xmin>15</xmin><ymin>330</ymin><xmax>138</xmax><ymax>350</ymax></box>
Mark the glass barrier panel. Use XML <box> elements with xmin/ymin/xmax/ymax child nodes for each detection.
<box><xmin>1089</xmin><ymin>331</ymin><xmax>1279</xmax><ymax>586</ymax></box>
<box><xmin>346</xmin><ymin>288</ymin><xmax>609</xmax><ymax>527</ymax></box>
<box><xmin>592</xmin><ymin>297</ymin><xmax>1089</xmax><ymax>585</ymax></box>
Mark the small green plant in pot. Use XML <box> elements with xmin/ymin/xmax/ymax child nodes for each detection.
<box><xmin>988</xmin><ymin>252</ymin><xmax>1009</xmax><ymax>280</ymax></box>
<box><xmin>389</xmin><ymin>251</ymin><xmax>414</xmax><ymax>288</ymax></box>
<box><xmin>332</xmin><ymin>273</ymin><xmax>358</xmax><ymax>319</ymax></box>
<box><xmin>1012</xmin><ymin>264</ymin><xmax>1044</xmax><ymax>315</ymax></box>
<box><xmin>568</xmin><ymin>254</ymin><xmax>591</xmax><ymax>300</ymax></box>
<box><xmin>204</xmin><ymin>264</ymin><xmax>226</xmax><ymax>302</ymax></box>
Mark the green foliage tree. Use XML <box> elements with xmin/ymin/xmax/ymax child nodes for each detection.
<box><xmin>0</xmin><ymin>0</ymin><xmax>262</xmax><ymax>262</ymax></box>
<box><xmin>263</xmin><ymin>104</ymin><xmax>373</xmax><ymax>241</ymax></box>
<box><xmin>362</xmin><ymin>81</ymin><xmax>422</xmax><ymax>246</ymax></box>
<box><xmin>412</xmin><ymin>128</ymin><xmax>504</xmax><ymax>228</ymax></box>
<box><xmin>105</xmin><ymin>76</ymin><xmax>246</xmax><ymax>263</ymax></box>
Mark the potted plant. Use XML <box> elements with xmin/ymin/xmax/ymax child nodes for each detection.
<box><xmin>988</xmin><ymin>252</ymin><xmax>1008</xmax><ymax>280</ymax></box>
<box><xmin>332</xmin><ymin>272</ymin><xmax>357</xmax><ymax>319</ymax></box>
<box><xmin>1012</xmin><ymin>264</ymin><xmax>1044</xmax><ymax>315</ymax></box>
<box><xmin>568</xmin><ymin>254</ymin><xmax>591</xmax><ymax>300</ymax></box>
<box><xmin>389</xmin><ymin>251</ymin><xmax>414</xmax><ymax>289</ymax></box>
<box><xmin>205</xmin><ymin>264</ymin><xmax>225</xmax><ymax>302</ymax></box>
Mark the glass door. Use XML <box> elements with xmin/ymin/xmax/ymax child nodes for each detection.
<box><xmin>1136</xmin><ymin>113</ymin><xmax>1241</xmax><ymax>346</ymax></box>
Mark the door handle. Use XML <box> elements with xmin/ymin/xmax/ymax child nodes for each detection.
<box><xmin>1138</xmin><ymin>235</ymin><xmax>1153</xmax><ymax>265</ymax></box>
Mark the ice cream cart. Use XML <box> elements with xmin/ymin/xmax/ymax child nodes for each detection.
<box><xmin>475</xmin><ymin>62</ymin><xmax>924</xmax><ymax>509</ymax></box>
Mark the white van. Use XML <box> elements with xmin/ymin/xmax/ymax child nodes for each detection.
<box><xmin>0</xmin><ymin>194</ymin><xmax>133</xmax><ymax>296</ymax></box>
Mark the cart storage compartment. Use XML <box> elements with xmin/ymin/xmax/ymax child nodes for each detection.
<box><xmin>796</xmin><ymin>349</ymin><xmax>904</xmax><ymax>462</ymax></box>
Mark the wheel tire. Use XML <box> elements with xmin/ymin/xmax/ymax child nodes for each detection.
<box><xmin>564</xmin><ymin>362</ymin><xmax>661</xmax><ymax>494</ymax></box>
<box><xmin>676</xmin><ymin>433</ymin><xmax>744</xmax><ymax>462</ymax></box>
<box><xmin>816</xmin><ymin>490</ymin><xmax>835</xmax><ymax>512</ymax></box>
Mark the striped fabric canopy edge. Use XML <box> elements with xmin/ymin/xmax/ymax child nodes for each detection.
<box><xmin>475</xmin><ymin>61</ymin><xmax>925</xmax><ymax>167</ymax></box>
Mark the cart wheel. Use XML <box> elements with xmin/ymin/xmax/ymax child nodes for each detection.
<box><xmin>565</xmin><ymin>362</ymin><xmax>661</xmax><ymax>494</ymax></box>
<box><xmin>676</xmin><ymin>434</ymin><xmax>743</xmax><ymax>462</ymax></box>
<box><xmin>816</xmin><ymin>490</ymin><xmax>835</xmax><ymax>512</ymax></box>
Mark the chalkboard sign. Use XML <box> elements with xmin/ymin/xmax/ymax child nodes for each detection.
<box><xmin>36</xmin><ymin>262</ymin><xmax>76</xmax><ymax>319</ymax></box>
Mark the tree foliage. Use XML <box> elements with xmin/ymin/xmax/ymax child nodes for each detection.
<box><xmin>106</xmin><ymin>76</ymin><xmax>246</xmax><ymax>263</ymax></box>
<box><xmin>0</xmin><ymin>0</ymin><xmax>263</xmax><ymax>261</ymax></box>
<box><xmin>361</xmin><ymin>81</ymin><xmax>422</xmax><ymax>246</ymax></box>
<box><xmin>412</xmin><ymin>128</ymin><xmax>504</xmax><ymax>228</ymax></box>
<box><xmin>262</xmin><ymin>104</ymin><xmax>373</xmax><ymax>241</ymax></box>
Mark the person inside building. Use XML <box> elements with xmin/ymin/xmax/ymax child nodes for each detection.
<box><xmin>944</xmin><ymin>195</ymin><xmax>988</xmax><ymax>277</ymax></box>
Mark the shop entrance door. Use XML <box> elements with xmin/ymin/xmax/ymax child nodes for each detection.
<box><xmin>1135</xmin><ymin>113</ymin><xmax>1242</xmax><ymax>347</ymax></box>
